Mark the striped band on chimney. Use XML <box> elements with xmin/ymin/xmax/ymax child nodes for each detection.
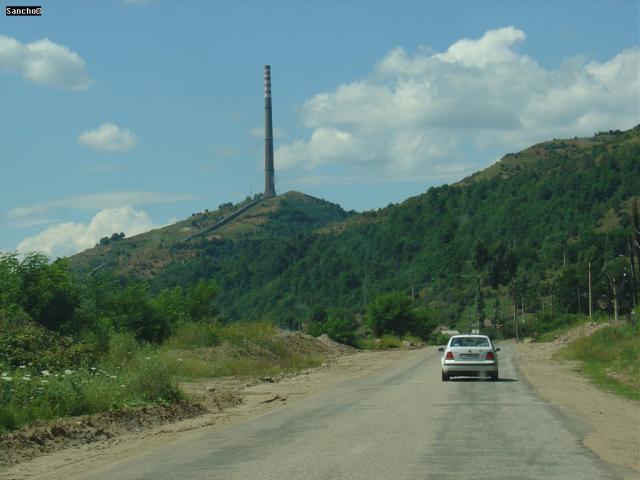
<box><xmin>264</xmin><ymin>65</ymin><xmax>271</xmax><ymax>98</ymax></box>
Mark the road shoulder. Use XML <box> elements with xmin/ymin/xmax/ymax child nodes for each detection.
<box><xmin>515</xmin><ymin>341</ymin><xmax>639</xmax><ymax>479</ymax></box>
<box><xmin>0</xmin><ymin>348</ymin><xmax>421</xmax><ymax>480</ymax></box>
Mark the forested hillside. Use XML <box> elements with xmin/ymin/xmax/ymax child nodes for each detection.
<box><xmin>67</xmin><ymin>127</ymin><xmax>640</xmax><ymax>334</ymax></box>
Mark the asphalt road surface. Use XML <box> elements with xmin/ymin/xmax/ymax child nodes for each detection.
<box><xmin>80</xmin><ymin>346</ymin><xmax>620</xmax><ymax>480</ymax></box>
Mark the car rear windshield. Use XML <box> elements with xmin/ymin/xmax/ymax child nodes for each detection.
<box><xmin>450</xmin><ymin>337</ymin><xmax>490</xmax><ymax>347</ymax></box>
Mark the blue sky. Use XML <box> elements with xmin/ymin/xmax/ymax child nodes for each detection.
<box><xmin>1</xmin><ymin>0</ymin><xmax>639</xmax><ymax>258</ymax></box>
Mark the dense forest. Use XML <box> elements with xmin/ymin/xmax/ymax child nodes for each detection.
<box><xmin>141</xmin><ymin>127</ymin><xmax>640</xmax><ymax>335</ymax></box>
<box><xmin>4</xmin><ymin>126</ymin><xmax>636</xmax><ymax>349</ymax></box>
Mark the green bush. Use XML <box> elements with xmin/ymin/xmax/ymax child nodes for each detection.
<box><xmin>366</xmin><ymin>293</ymin><xmax>414</xmax><ymax>337</ymax></box>
<box><xmin>0</xmin><ymin>320</ymin><xmax>99</xmax><ymax>371</ymax></box>
<box><xmin>430</xmin><ymin>332</ymin><xmax>451</xmax><ymax>346</ymax></box>
<box><xmin>359</xmin><ymin>334</ymin><xmax>403</xmax><ymax>350</ymax></box>
<box><xmin>164</xmin><ymin>322</ymin><xmax>220</xmax><ymax>349</ymax></box>
<box><xmin>365</xmin><ymin>293</ymin><xmax>439</xmax><ymax>339</ymax></box>
<box><xmin>323</xmin><ymin>317</ymin><xmax>358</xmax><ymax>346</ymax></box>
<box><xmin>306</xmin><ymin>314</ymin><xmax>358</xmax><ymax>346</ymax></box>
<box><xmin>0</xmin><ymin>407</ymin><xmax>17</xmax><ymax>433</ymax></box>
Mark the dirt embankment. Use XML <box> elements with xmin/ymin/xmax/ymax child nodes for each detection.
<box><xmin>516</xmin><ymin>325</ymin><xmax>640</xmax><ymax>479</ymax></box>
<box><xmin>0</xmin><ymin>337</ymin><xmax>414</xmax><ymax>480</ymax></box>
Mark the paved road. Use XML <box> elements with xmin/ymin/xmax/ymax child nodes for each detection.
<box><xmin>81</xmin><ymin>346</ymin><xmax>619</xmax><ymax>479</ymax></box>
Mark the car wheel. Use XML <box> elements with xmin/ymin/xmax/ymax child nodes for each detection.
<box><xmin>442</xmin><ymin>371</ymin><xmax>450</xmax><ymax>381</ymax></box>
<box><xmin>490</xmin><ymin>372</ymin><xmax>499</xmax><ymax>382</ymax></box>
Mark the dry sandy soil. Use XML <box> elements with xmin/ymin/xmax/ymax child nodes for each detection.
<box><xmin>516</xmin><ymin>326</ymin><xmax>640</xmax><ymax>478</ymax></box>
<box><xmin>0</xmin><ymin>348</ymin><xmax>415</xmax><ymax>480</ymax></box>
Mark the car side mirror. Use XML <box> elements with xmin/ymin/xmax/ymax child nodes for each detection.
<box><xmin>438</xmin><ymin>347</ymin><xmax>444</xmax><ymax>352</ymax></box>
<box><xmin>495</xmin><ymin>347</ymin><xmax>500</xmax><ymax>352</ymax></box>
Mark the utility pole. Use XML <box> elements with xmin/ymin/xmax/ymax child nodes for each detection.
<box><xmin>612</xmin><ymin>278</ymin><xmax>618</xmax><ymax>323</ymax></box>
<box><xmin>512</xmin><ymin>281</ymin><xmax>519</xmax><ymax>343</ymax></box>
<box><xmin>629</xmin><ymin>236</ymin><xmax>637</xmax><ymax>308</ymax></box>
<box><xmin>589</xmin><ymin>262</ymin><xmax>593</xmax><ymax>318</ymax></box>
<box><xmin>633</xmin><ymin>199</ymin><xmax>640</xmax><ymax>271</ymax></box>
<box><xmin>577</xmin><ymin>287</ymin><xmax>582</xmax><ymax>315</ymax></box>
<box><xmin>362</xmin><ymin>251</ymin><xmax>368</xmax><ymax>308</ymax></box>
<box><xmin>521</xmin><ymin>296</ymin><xmax>525</xmax><ymax>325</ymax></box>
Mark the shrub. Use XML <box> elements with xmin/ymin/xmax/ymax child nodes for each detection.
<box><xmin>366</xmin><ymin>293</ymin><xmax>414</xmax><ymax>337</ymax></box>
<box><xmin>164</xmin><ymin>322</ymin><xmax>220</xmax><ymax>349</ymax></box>
<box><xmin>358</xmin><ymin>334</ymin><xmax>403</xmax><ymax>350</ymax></box>
<box><xmin>323</xmin><ymin>317</ymin><xmax>358</xmax><ymax>346</ymax></box>
<box><xmin>0</xmin><ymin>407</ymin><xmax>17</xmax><ymax>433</ymax></box>
<box><xmin>366</xmin><ymin>293</ymin><xmax>439</xmax><ymax>339</ymax></box>
<box><xmin>0</xmin><ymin>320</ymin><xmax>99</xmax><ymax>371</ymax></box>
<box><xmin>430</xmin><ymin>332</ymin><xmax>450</xmax><ymax>346</ymax></box>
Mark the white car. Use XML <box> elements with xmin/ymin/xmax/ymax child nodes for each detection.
<box><xmin>439</xmin><ymin>334</ymin><xmax>499</xmax><ymax>381</ymax></box>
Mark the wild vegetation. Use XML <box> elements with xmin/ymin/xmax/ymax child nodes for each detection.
<box><xmin>131</xmin><ymin>126</ymin><xmax>639</xmax><ymax>336</ymax></box>
<box><xmin>0</xmin><ymin>253</ymin><xmax>321</xmax><ymax>433</ymax></box>
<box><xmin>562</xmin><ymin>314</ymin><xmax>640</xmax><ymax>401</ymax></box>
<box><xmin>2</xmin><ymin>127</ymin><xmax>639</xmax><ymax>431</ymax></box>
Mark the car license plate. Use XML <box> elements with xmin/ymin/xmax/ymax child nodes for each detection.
<box><xmin>460</xmin><ymin>353</ymin><xmax>479</xmax><ymax>359</ymax></box>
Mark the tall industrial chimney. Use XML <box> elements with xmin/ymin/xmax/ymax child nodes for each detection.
<box><xmin>264</xmin><ymin>65</ymin><xmax>276</xmax><ymax>197</ymax></box>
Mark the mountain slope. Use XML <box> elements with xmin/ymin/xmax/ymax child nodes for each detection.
<box><xmin>70</xmin><ymin>126</ymin><xmax>640</xmax><ymax>327</ymax></box>
<box><xmin>69</xmin><ymin>191</ymin><xmax>350</xmax><ymax>279</ymax></box>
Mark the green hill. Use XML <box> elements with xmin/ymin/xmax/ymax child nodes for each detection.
<box><xmin>69</xmin><ymin>126</ymin><xmax>640</xmax><ymax>330</ymax></box>
<box><xmin>70</xmin><ymin>191</ymin><xmax>350</xmax><ymax>279</ymax></box>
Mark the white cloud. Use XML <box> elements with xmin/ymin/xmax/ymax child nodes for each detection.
<box><xmin>11</xmin><ymin>218</ymin><xmax>57</xmax><ymax>229</ymax></box>
<box><xmin>0</xmin><ymin>35</ymin><xmax>92</xmax><ymax>90</ymax></box>
<box><xmin>276</xmin><ymin>27</ymin><xmax>640</xmax><ymax>180</ymax></box>
<box><xmin>77</xmin><ymin>123</ymin><xmax>137</xmax><ymax>153</ymax></box>
<box><xmin>7</xmin><ymin>191</ymin><xmax>194</xmax><ymax>221</ymax></box>
<box><xmin>16</xmin><ymin>206</ymin><xmax>159</xmax><ymax>259</ymax></box>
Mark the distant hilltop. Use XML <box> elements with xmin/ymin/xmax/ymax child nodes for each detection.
<box><xmin>68</xmin><ymin>125</ymin><xmax>640</xmax><ymax>328</ymax></box>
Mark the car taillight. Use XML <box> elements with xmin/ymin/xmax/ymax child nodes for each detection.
<box><xmin>445</xmin><ymin>351</ymin><xmax>454</xmax><ymax>360</ymax></box>
<box><xmin>486</xmin><ymin>351</ymin><xmax>494</xmax><ymax>360</ymax></box>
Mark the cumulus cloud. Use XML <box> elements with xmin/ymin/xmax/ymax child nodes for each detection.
<box><xmin>77</xmin><ymin>123</ymin><xmax>137</xmax><ymax>153</ymax></box>
<box><xmin>16</xmin><ymin>207</ymin><xmax>159</xmax><ymax>259</ymax></box>
<box><xmin>0</xmin><ymin>35</ymin><xmax>92</xmax><ymax>90</ymax></box>
<box><xmin>276</xmin><ymin>27</ymin><xmax>640</xmax><ymax>179</ymax></box>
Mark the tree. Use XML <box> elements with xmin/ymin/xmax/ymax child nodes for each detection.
<box><xmin>486</xmin><ymin>243</ymin><xmax>519</xmax><ymax>289</ymax></box>
<box><xmin>472</xmin><ymin>239</ymin><xmax>489</xmax><ymax>271</ymax></box>
<box><xmin>492</xmin><ymin>297</ymin><xmax>500</xmax><ymax>328</ymax></box>
<box><xmin>366</xmin><ymin>292</ymin><xmax>414</xmax><ymax>337</ymax></box>
<box><xmin>475</xmin><ymin>285</ymin><xmax>485</xmax><ymax>329</ymax></box>
<box><xmin>14</xmin><ymin>254</ymin><xmax>79</xmax><ymax>331</ymax></box>
<box><xmin>323</xmin><ymin>316</ymin><xmax>358</xmax><ymax>346</ymax></box>
<box><xmin>185</xmin><ymin>280</ymin><xmax>218</xmax><ymax>321</ymax></box>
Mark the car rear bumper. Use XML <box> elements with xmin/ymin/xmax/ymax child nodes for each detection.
<box><xmin>442</xmin><ymin>363</ymin><xmax>498</xmax><ymax>375</ymax></box>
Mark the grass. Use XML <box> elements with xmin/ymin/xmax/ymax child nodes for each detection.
<box><xmin>533</xmin><ymin>313</ymin><xmax>607</xmax><ymax>343</ymax></box>
<box><xmin>561</xmin><ymin>322</ymin><xmax>640</xmax><ymax>401</ymax></box>
<box><xmin>161</xmin><ymin>321</ymin><xmax>322</xmax><ymax>379</ymax></box>
<box><xmin>0</xmin><ymin>321</ymin><xmax>324</xmax><ymax>434</ymax></box>
<box><xmin>0</xmin><ymin>333</ymin><xmax>180</xmax><ymax>433</ymax></box>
